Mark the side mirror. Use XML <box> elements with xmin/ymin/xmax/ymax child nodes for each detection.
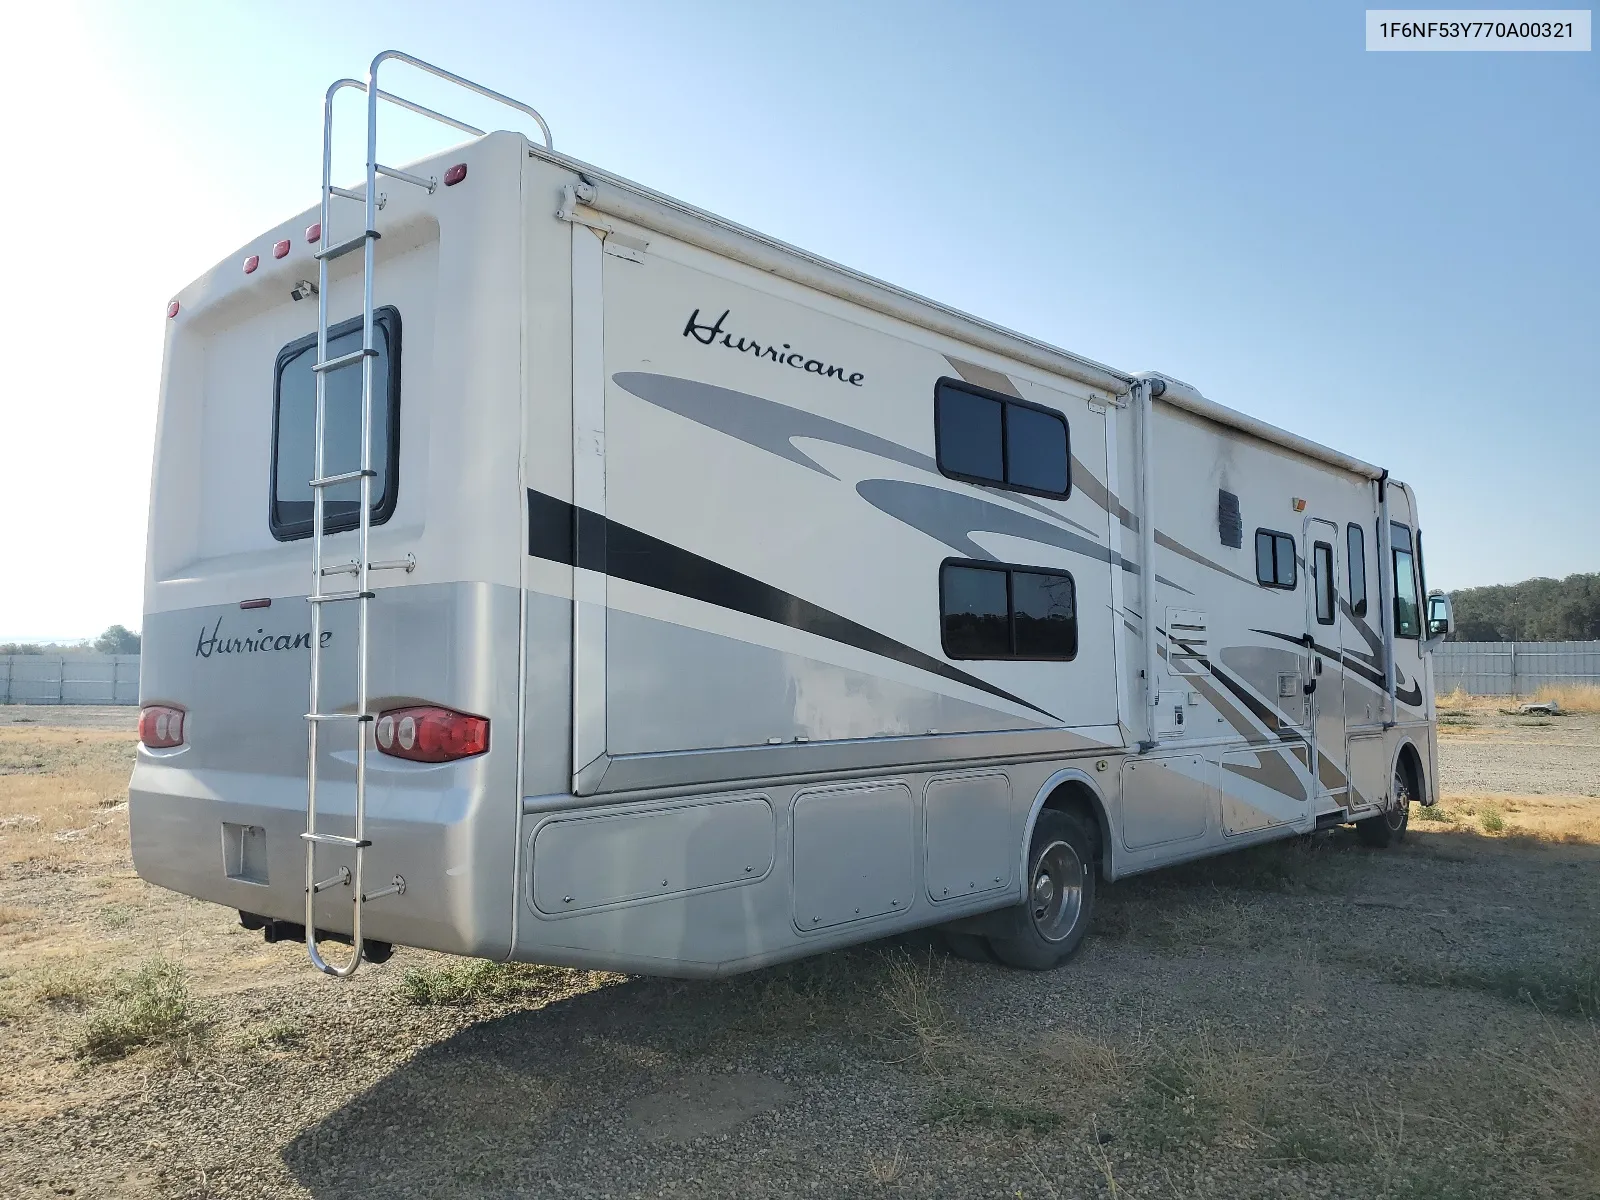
<box><xmin>1426</xmin><ymin>592</ymin><xmax>1453</xmax><ymax>640</ymax></box>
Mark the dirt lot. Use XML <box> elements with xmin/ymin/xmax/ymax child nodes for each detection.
<box><xmin>1</xmin><ymin>705</ymin><xmax>1597</xmax><ymax>1199</ymax></box>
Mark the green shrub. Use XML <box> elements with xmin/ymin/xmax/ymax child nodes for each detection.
<box><xmin>78</xmin><ymin>956</ymin><xmax>195</xmax><ymax>1061</ymax></box>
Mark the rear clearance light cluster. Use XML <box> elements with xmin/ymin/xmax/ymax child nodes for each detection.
<box><xmin>224</xmin><ymin>165</ymin><xmax>467</xmax><ymax>284</ymax></box>
<box><xmin>375</xmin><ymin>706</ymin><xmax>488</xmax><ymax>763</ymax></box>
<box><xmin>139</xmin><ymin>705</ymin><xmax>186</xmax><ymax>749</ymax></box>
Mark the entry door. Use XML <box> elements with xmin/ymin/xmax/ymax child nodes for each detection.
<box><xmin>1304</xmin><ymin>517</ymin><xmax>1347</xmax><ymax>805</ymax></box>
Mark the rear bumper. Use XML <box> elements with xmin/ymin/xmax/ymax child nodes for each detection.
<box><xmin>129</xmin><ymin>757</ymin><xmax>513</xmax><ymax>958</ymax></box>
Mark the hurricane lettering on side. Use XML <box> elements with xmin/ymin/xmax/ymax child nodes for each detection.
<box><xmin>193</xmin><ymin>617</ymin><xmax>332</xmax><ymax>659</ymax></box>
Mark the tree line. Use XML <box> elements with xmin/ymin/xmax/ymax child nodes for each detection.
<box><xmin>1448</xmin><ymin>573</ymin><xmax>1600</xmax><ymax>641</ymax></box>
<box><xmin>0</xmin><ymin>625</ymin><xmax>141</xmax><ymax>656</ymax></box>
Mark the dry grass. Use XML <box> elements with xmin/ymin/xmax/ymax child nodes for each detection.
<box><xmin>1419</xmin><ymin>792</ymin><xmax>1600</xmax><ymax>845</ymax></box>
<box><xmin>1437</xmin><ymin>683</ymin><xmax>1600</xmax><ymax>714</ymax></box>
<box><xmin>1515</xmin><ymin>1022</ymin><xmax>1600</xmax><ymax>1187</ymax></box>
<box><xmin>0</xmin><ymin>727</ymin><xmax>134</xmax><ymax>868</ymax></box>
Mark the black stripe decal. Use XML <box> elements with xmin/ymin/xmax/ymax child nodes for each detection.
<box><xmin>526</xmin><ymin>489</ymin><xmax>1057</xmax><ymax>721</ymax></box>
<box><xmin>1249</xmin><ymin>627</ymin><xmax>1424</xmax><ymax>708</ymax></box>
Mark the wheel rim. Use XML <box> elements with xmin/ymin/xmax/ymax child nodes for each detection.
<box><xmin>1388</xmin><ymin>765</ymin><xmax>1412</xmax><ymax>831</ymax></box>
<box><xmin>1029</xmin><ymin>839</ymin><xmax>1084</xmax><ymax>943</ymax></box>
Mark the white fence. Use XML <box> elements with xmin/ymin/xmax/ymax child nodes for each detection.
<box><xmin>1433</xmin><ymin>640</ymin><xmax>1600</xmax><ymax>696</ymax></box>
<box><xmin>1</xmin><ymin>656</ymin><xmax>141</xmax><ymax>705</ymax></box>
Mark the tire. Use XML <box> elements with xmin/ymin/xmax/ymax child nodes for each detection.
<box><xmin>988</xmin><ymin>809</ymin><xmax>1098</xmax><ymax>971</ymax></box>
<box><xmin>1357</xmin><ymin>760</ymin><xmax>1413</xmax><ymax>848</ymax></box>
<box><xmin>936</xmin><ymin>930</ymin><xmax>997</xmax><ymax>964</ymax></box>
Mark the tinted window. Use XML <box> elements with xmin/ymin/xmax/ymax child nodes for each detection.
<box><xmin>1392</xmin><ymin>521</ymin><xmax>1420</xmax><ymax>638</ymax></box>
<box><xmin>934</xmin><ymin>379</ymin><xmax>1069</xmax><ymax>498</ymax></box>
<box><xmin>1346</xmin><ymin>523</ymin><xmax>1367</xmax><ymax>617</ymax></box>
<box><xmin>935</xmin><ymin>385</ymin><xmax>1004</xmax><ymax>483</ymax></box>
<box><xmin>1254</xmin><ymin>529</ymin><xmax>1296</xmax><ymax>589</ymax></box>
<box><xmin>271</xmin><ymin>308</ymin><xmax>401</xmax><ymax>541</ymax></box>
<box><xmin>1314</xmin><ymin>541</ymin><xmax>1335</xmax><ymax>625</ymax></box>
<box><xmin>941</xmin><ymin>564</ymin><xmax>1010</xmax><ymax>657</ymax></box>
<box><xmin>1011</xmin><ymin>570</ymin><xmax>1077</xmax><ymax>658</ymax></box>
<box><xmin>941</xmin><ymin>561</ymin><xmax>1077</xmax><ymax>660</ymax></box>
<box><xmin>1006</xmin><ymin>404</ymin><xmax>1069</xmax><ymax>494</ymax></box>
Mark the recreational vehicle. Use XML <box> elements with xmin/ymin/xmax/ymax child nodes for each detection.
<box><xmin>131</xmin><ymin>54</ymin><xmax>1448</xmax><ymax>978</ymax></box>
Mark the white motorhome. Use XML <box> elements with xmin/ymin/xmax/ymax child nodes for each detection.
<box><xmin>131</xmin><ymin>54</ymin><xmax>1449</xmax><ymax>978</ymax></box>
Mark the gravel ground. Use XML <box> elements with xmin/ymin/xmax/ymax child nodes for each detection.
<box><xmin>1436</xmin><ymin>708</ymin><xmax>1600</xmax><ymax>795</ymax></box>
<box><xmin>2</xmin><ymin>716</ymin><xmax>1597</xmax><ymax>1199</ymax></box>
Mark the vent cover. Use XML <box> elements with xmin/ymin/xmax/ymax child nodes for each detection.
<box><xmin>1218</xmin><ymin>489</ymin><xmax>1243</xmax><ymax>548</ymax></box>
<box><xmin>1167</xmin><ymin>608</ymin><xmax>1211</xmax><ymax>676</ymax></box>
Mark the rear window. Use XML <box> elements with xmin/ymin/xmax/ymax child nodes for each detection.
<box><xmin>270</xmin><ymin>307</ymin><xmax>401</xmax><ymax>541</ymax></box>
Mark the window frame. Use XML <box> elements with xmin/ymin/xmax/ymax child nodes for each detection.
<box><xmin>1390</xmin><ymin>520</ymin><xmax>1421</xmax><ymax>639</ymax></box>
<box><xmin>1346</xmin><ymin>522</ymin><xmax>1367</xmax><ymax>618</ymax></box>
<box><xmin>1313</xmin><ymin>540</ymin><xmax>1335</xmax><ymax>625</ymax></box>
<box><xmin>938</xmin><ymin>558</ymin><xmax>1078</xmax><ymax>661</ymax></box>
<box><xmin>269</xmin><ymin>306</ymin><xmax>403</xmax><ymax>543</ymax></box>
<box><xmin>1254</xmin><ymin>528</ymin><xmax>1298</xmax><ymax>591</ymax></box>
<box><xmin>933</xmin><ymin>377</ymin><xmax>1071</xmax><ymax>501</ymax></box>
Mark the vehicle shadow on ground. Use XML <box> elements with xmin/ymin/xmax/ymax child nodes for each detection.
<box><xmin>279</xmin><ymin>940</ymin><xmax>927</xmax><ymax>1199</ymax></box>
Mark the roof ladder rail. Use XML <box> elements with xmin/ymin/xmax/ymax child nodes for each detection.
<box><xmin>302</xmin><ymin>51</ymin><xmax>551</xmax><ymax>980</ymax></box>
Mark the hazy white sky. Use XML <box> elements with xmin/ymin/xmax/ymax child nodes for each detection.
<box><xmin>0</xmin><ymin>1</ymin><xmax>1594</xmax><ymax>638</ymax></box>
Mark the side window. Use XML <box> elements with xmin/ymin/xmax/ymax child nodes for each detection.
<box><xmin>1346</xmin><ymin>522</ymin><xmax>1367</xmax><ymax>617</ymax></box>
<box><xmin>934</xmin><ymin>379</ymin><xmax>1070</xmax><ymax>499</ymax></box>
<box><xmin>1391</xmin><ymin>522</ymin><xmax>1420</xmax><ymax>638</ymax></box>
<box><xmin>271</xmin><ymin>307</ymin><xmax>402</xmax><ymax>541</ymax></box>
<box><xmin>1254</xmin><ymin>529</ymin><xmax>1297</xmax><ymax>590</ymax></box>
<box><xmin>941</xmin><ymin>561</ymin><xmax>1077</xmax><ymax>660</ymax></box>
<box><xmin>1313</xmin><ymin>541</ymin><xmax>1335</xmax><ymax>625</ymax></box>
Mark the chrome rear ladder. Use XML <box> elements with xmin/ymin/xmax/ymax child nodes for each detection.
<box><xmin>302</xmin><ymin>51</ymin><xmax>552</xmax><ymax>977</ymax></box>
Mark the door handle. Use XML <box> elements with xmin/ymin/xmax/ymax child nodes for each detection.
<box><xmin>1302</xmin><ymin>679</ymin><xmax>1317</xmax><ymax>696</ymax></box>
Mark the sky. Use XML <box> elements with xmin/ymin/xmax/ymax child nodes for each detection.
<box><xmin>0</xmin><ymin>0</ymin><xmax>1594</xmax><ymax>638</ymax></box>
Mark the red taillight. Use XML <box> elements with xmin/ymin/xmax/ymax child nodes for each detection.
<box><xmin>306</xmin><ymin>222</ymin><xmax>321</xmax><ymax>243</ymax></box>
<box><xmin>273</xmin><ymin>239</ymin><xmax>290</xmax><ymax>259</ymax></box>
<box><xmin>374</xmin><ymin>706</ymin><xmax>488</xmax><ymax>763</ymax></box>
<box><xmin>443</xmin><ymin>162</ymin><xmax>467</xmax><ymax>187</ymax></box>
<box><xmin>139</xmin><ymin>705</ymin><xmax>186</xmax><ymax>749</ymax></box>
<box><xmin>166</xmin><ymin>300</ymin><xmax>180</xmax><ymax>318</ymax></box>
<box><xmin>243</xmin><ymin>254</ymin><xmax>259</xmax><ymax>274</ymax></box>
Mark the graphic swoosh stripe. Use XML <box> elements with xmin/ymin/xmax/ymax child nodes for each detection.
<box><xmin>527</xmin><ymin>489</ymin><xmax>1058</xmax><ymax>722</ymax></box>
<box><xmin>1249</xmin><ymin>627</ymin><xmax>1424</xmax><ymax>708</ymax></box>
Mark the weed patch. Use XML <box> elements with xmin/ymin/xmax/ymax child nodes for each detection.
<box><xmin>77</xmin><ymin>956</ymin><xmax>196</xmax><ymax>1061</ymax></box>
<box><xmin>926</xmin><ymin>1085</ymin><xmax>1062</xmax><ymax>1134</ymax></box>
<box><xmin>1127</xmin><ymin>1027</ymin><xmax>1301</xmax><ymax>1153</ymax></box>
<box><xmin>31</xmin><ymin>961</ymin><xmax>101</xmax><ymax>1009</ymax></box>
<box><xmin>399</xmin><ymin>959</ymin><xmax>582</xmax><ymax>1007</ymax></box>
<box><xmin>237</xmin><ymin>1016</ymin><xmax>304</xmax><ymax>1050</ymax></box>
<box><xmin>1358</xmin><ymin>953</ymin><xmax>1600</xmax><ymax>1017</ymax></box>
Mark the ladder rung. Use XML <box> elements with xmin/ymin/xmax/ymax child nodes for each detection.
<box><xmin>310</xmin><ymin>469</ymin><xmax>377</xmax><ymax>488</ymax></box>
<box><xmin>304</xmin><ymin>712</ymin><xmax>375</xmax><ymax>723</ymax></box>
<box><xmin>315</xmin><ymin>229</ymin><xmax>381</xmax><ymax>260</ymax></box>
<box><xmin>374</xmin><ymin>163</ymin><xmax>436</xmax><ymax>192</ymax></box>
<box><xmin>328</xmin><ymin>185</ymin><xmax>365</xmax><ymax>201</ymax></box>
<box><xmin>312</xmin><ymin>348</ymin><xmax>379</xmax><ymax>374</ymax></box>
<box><xmin>300</xmin><ymin>831</ymin><xmax>373</xmax><ymax>848</ymax></box>
<box><xmin>308</xmin><ymin>590</ymin><xmax>375</xmax><ymax>604</ymax></box>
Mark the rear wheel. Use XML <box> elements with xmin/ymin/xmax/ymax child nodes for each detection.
<box><xmin>1357</xmin><ymin>761</ymin><xmax>1413</xmax><ymax>848</ymax></box>
<box><xmin>988</xmin><ymin>809</ymin><xmax>1098</xmax><ymax>971</ymax></box>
